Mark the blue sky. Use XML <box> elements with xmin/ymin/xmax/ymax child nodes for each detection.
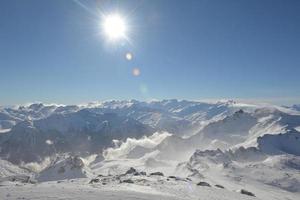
<box><xmin>0</xmin><ymin>0</ymin><xmax>299</xmax><ymax>105</ymax></box>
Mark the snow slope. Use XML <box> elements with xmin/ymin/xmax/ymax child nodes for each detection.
<box><xmin>0</xmin><ymin>159</ymin><xmax>30</xmax><ymax>178</ymax></box>
<box><xmin>0</xmin><ymin>177</ymin><xmax>265</xmax><ymax>200</ymax></box>
<box><xmin>36</xmin><ymin>156</ymin><xmax>94</xmax><ymax>182</ymax></box>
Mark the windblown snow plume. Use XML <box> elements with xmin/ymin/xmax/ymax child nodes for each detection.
<box><xmin>21</xmin><ymin>157</ymin><xmax>52</xmax><ymax>173</ymax></box>
<box><xmin>45</xmin><ymin>140</ymin><xmax>53</xmax><ymax>145</ymax></box>
<box><xmin>103</xmin><ymin>132</ymin><xmax>171</xmax><ymax>159</ymax></box>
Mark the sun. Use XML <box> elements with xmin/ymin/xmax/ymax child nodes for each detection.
<box><xmin>102</xmin><ymin>14</ymin><xmax>127</xmax><ymax>41</ymax></box>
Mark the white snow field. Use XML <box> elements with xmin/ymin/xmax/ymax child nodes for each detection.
<box><xmin>0</xmin><ymin>178</ymin><xmax>258</xmax><ymax>200</ymax></box>
<box><xmin>0</xmin><ymin>100</ymin><xmax>300</xmax><ymax>199</ymax></box>
<box><xmin>0</xmin><ymin>157</ymin><xmax>299</xmax><ymax>200</ymax></box>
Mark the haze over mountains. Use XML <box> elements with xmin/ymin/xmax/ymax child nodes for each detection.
<box><xmin>0</xmin><ymin>99</ymin><xmax>300</xmax><ymax>200</ymax></box>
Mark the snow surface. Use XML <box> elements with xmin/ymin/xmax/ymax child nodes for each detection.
<box><xmin>0</xmin><ymin>178</ymin><xmax>261</xmax><ymax>200</ymax></box>
<box><xmin>1</xmin><ymin>152</ymin><xmax>299</xmax><ymax>200</ymax></box>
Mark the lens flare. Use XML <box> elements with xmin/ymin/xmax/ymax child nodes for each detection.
<box><xmin>132</xmin><ymin>68</ymin><xmax>140</xmax><ymax>76</ymax></box>
<box><xmin>139</xmin><ymin>84</ymin><xmax>149</xmax><ymax>97</ymax></box>
<box><xmin>126</xmin><ymin>52</ymin><xmax>133</xmax><ymax>60</ymax></box>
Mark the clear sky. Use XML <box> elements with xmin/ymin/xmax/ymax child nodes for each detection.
<box><xmin>0</xmin><ymin>0</ymin><xmax>300</xmax><ymax>105</ymax></box>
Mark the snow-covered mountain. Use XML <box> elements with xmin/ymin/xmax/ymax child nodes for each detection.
<box><xmin>0</xmin><ymin>109</ymin><xmax>154</xmax><ymax>164</ymax></box>
<box><xmin>1</xmin><ymin>100</ymin><xmax>300</xmax><ymax>163</ymax></box>
<box><xmin>176</xmin><ymin>147</ymin><xmax>300</xmax><ymax>195</ymax></box>
<box><xmin>0</xmin><ymin>99</ymin><xmax>300</xmax><ymax>200</ymax></box>
<box><xmin>290</xmin><ymin>104</ymin><xmax>300</xmax><ymax>112</ymax></box>
<box><xmin>0</xmin><ymin>100</ymin><xmax>250</xmax><ymax>136</ymax></box>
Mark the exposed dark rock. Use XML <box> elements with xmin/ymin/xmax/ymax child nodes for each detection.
<box><xmin>125</xmin><ymin>167</ymin><xmax>137</xmax><ymax>174</ymax></box>
<box><xmin>68</xmin><ymin>156</ymin><xmax>84</xmax><ymax>169</ymax></box>
<box><xmin>89</xmin><ymin>178</ymin><xmax>100</xmax><ymax>184</ymax></box>
<box><xmin>215</xmin><ymin>184</ymin><xmax>225</xmax><ymax>189</ymax></box>
<box><xmin>150</xmin><ymin>172</ymin><xmax>164</xmax><ymax>176</ymax></box>
<box><xmin>197</xmin><ymin>181</ymin><xmax>211</xmax><ymax>187</ymax></box>
<box><xmin>167</xmin><ymin>176</ymin><xmax>186</xmax><ymax>181</ymax></box>
<box><xmin>240</xmin><ymin>189</ymin><xmax>255</xmax><ymax>197</ymax></box>
<box><xmin>140</xmin><ymin>171</ymin><xmax>147</xmax><ymax>176</ymax></box>
<box><xmin>236</xmin><ymin>109</ymin><xmax>244</xmax><ymax>114</ymax></box>
<box><xmin>133</xmin><ymin>171</ymin><xmax>146</xmax><ymax>176</ymax></box>
<box><xmin>122</xmin><ymin>179</ymin><xmax>134</xmax><ymax>184</ymax></box>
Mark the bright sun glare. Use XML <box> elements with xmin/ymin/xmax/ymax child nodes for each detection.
<box><xmin>102</xmin><ymin>14</ymin><xmax>127</xmax><ymax>41</ymax></box>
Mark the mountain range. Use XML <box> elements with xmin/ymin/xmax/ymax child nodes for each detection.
<box><xmin>0</xmin><ymin>99</ymin><xmax>300</xmax><ymax>200</ymax></box>
<box><xmin>1</xmin><ymin>100</ymin><xmax>300</xmax><ymax>163</ymax></box>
